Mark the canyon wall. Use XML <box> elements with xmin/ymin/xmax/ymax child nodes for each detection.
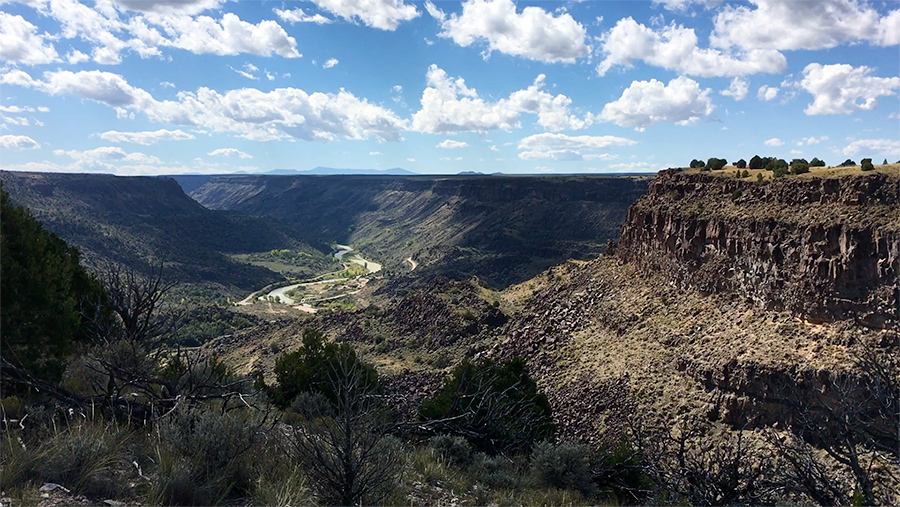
<box><xmin>616</xmin><ymin>170</ymin><xmax>899</xmax><ymax>329</ymax></box>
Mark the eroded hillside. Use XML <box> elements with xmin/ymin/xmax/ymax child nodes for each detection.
<box><xmin>186</xmin><ymin>174</ymin><xmax>650</xmax><ymax>287</ymax></box>
<box><xmin>0</xmin><ymin>171</ymin><xmax>331</xmax><ymax>292</ymax></box>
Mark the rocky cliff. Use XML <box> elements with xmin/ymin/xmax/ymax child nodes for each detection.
<box><xmin>616</xmin><ymin>170</ymin><xmax>900</xmax><ymax>329</ymax></box>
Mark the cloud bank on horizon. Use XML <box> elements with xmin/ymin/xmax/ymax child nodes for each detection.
<box><xmin>0</xmin><ymin>0</ymin><xmax>898</xmax><ymax>175</ymax></box>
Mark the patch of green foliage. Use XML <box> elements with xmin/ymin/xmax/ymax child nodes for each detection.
<box><xmin>269</xmin><ymin>328</ymin><xmax>379</xmax><ymax>408</ymax></box>
<box><xmin>0</xmin><ymin>190</ymin><xmax>105</xmax><ymax>386</ymax></box>
<box><xmin>706</xmin><ymin>157</ymin><xmax>727</xmax><ymax>170</ymax></box>
<box><xmin>419</xmin><ymin>357</ymin><xmax>553</xmax><ymax>453</ymax></box>
<box><xmin>790</xmin><ymin>158</ymin><xmax>810</xmax><ymax>175</ymax></box>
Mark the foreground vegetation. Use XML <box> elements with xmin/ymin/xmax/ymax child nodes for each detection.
<box><xmin>2</xmin><ymin>189</ymin><xmax>898</xmax><ymax>506</ymax></box>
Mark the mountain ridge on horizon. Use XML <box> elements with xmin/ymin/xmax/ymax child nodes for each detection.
<box><xmin>265</xmin><ymin>166</ymin><xmax>417</xmax><ymax>176</ymax></box>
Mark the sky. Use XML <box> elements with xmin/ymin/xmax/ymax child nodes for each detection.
<box><xmin>0</xmin><ymin>0</ymin><xmax>898</xmax><ymax>175</ymax></box>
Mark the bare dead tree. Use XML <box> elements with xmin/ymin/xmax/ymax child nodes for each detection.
<box><xmin>765</xmin><ymin>344</ymin><xmax>899</xmax><ymax>506</ymax></box>
<box><xmin>285</xmin><ymin>350</ymin><xmax>401</xmax><ymax>506</ymax></box>
<box><xmin>3</xmin><ymin>260</ymin><xmax>265</xmax><ymax>422</ymax></box>
<box><xmin>628</xmin><ymin>415</ymin><xmax>778</xmax><ymax>506</ymax></box>
<box><xmin>90</xmin><ymin>259</ymin><xmax>179</xmax><ymax>346</ymax></box>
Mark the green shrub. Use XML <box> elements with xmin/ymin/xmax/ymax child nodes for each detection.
<box><xmin>271</xmin><ymin>328</ymin><xmax>379</xmax><ymax>407</ymax></box>
<box><xmin>149</xmin><ymin>407</ymin><xmax>261</xmax><ymax>505</ymax></box>
<box><xmin>790</xmin><ymin>159</ymin><xmax>810</xmax><ymax>175</ymax></box>
<box><xmin>706</xmin><ymin>157</ymin><xmax>727</xmax><ymax>170</ymax></box>
<box><xmin>472</xmin><ymin>453</ymin><xmax>519</xmax><ymax>489</ymax></box>
<box><xmin>0</xmin><ymin>396</ymin><xmax>25</xmax><ymax>420</ymax></box>
<box><xmin>419</xmin><ymin>357</ymin><xmax>553</xmax><ymax>453</ymax></box>
<box><xmin>767</xmin><ymin>158</ymin><xmax>789</xmax><ymax>178</ymax></box>
<box><xmin>861</xmin><ymin>158</ymin><xmax>875</xmax><ymax>171</ymax></box>
<box><xmin>530</xmin><ymin>441</ymin><xmax>597</xmax><ymax>497</ymax></box>
<box><xmin>0</xmin><ymin>190</ymin><xmax>106</xmax><ymax>386</ymax></box>
<box><xmin>430</xmin><ymin>434</ymin><xmax>474</xmax><ymax>466</ymax></box>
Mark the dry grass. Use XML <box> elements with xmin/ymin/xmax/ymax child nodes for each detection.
<box><xmin>683</xmin><ymin>163</ymin><xmax>900</xmax><ymax>180</ymax></box>
<box><xmin>531</xmin><ymin>257</ymin><xmax>871</xmax><ymax>424</ymax></box>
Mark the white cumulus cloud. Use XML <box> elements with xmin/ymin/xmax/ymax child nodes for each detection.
<box><xmin>55</xmin><ymin>146</ymin><xmax>162</xmax><ymax>165</ymax></box>
<box><xmin>432</xmin><ymin>0</ymin><xmax>589</xmax><ymax>63</ymax></box>
<box><xmin>799</xmin><ymin>135</ymin><xmax>828</xmax><ymax>146</ymax></box>
<box><xmin>0</xmin><ymin>12</ymin><xmax>59</xmax><ymax>65</ymax></box>
<box><xmin>9</xmin><ymin>1</ymin><xmax>301</xmax><ymax>65</ymax></box>
<box><xmin>517</xmin><ymin>133</ymin><xmax>635</xmax><ymax>161</ymax></box>
<box><xmin>274</xmin><ymin>7</ymin><xmax>333</xmax><ymax>25</ymax></box>
<box><xmin>0</xmin><ymin>134</ymin><xmax>41</xmax><ymax>150</ymax></box>
<box><xmin>436</xmin><ymin>139</ymin><xmax>468</xmax><ymax>149</ymax></box>
<box><xmin>412</xmin><ymin>65</ymin><xmax>590</xmax><ymax>134</ymax></box>
<box><xmin>800</xmin><ymin>63</ymin><xmax>900</xmax><ymax>115</ymax></box>
<box><xmin>598</xmin><ymin>76</ymin><xmax>715</xmax><ymax>130</ymax></box>
<box><xmin>208</xmin><ymin>148</ymin><xmax>252</xmax><ymax>158</ymax></box>
<box><xmin>757</xmin><ymin>85</ymin><xmax>778</xmax><ymax>101</ymax></box>
<box><xmin>307</xmin><ymin>0</ymin><xmax>419</xmax><ymax>30</ymax></box>
<box><xmin>4</xmin><ymin>69</ymin><xmax>408</xmax><ymax>142</ymax></box>
<box><xmin>720</xmin><ymin>77</ymin><xmax>748</xmax><ymax>101</ymax></box>
<box><xmin>597</xmin><ymin>17</ymin><xmax>786</xmax><ymax>78</ymax></box>
<box><xmin>113</xmin><ymin>0</ymin><xmax>225</xmax><ymax>15</ymax></box>
<box><xmin>711</xmin><ymin>0</ymin><xmax>900</xmax><ymax>51</ymax></box>
<box><xmin>99</xmin><ymin>129</ymin><xmax>195</xmax><ymax>145</ymax></box>
<box><xmin>843</xmin><ymin>138</ymin><xmax>900</xmax><ymax>157</ymax></box>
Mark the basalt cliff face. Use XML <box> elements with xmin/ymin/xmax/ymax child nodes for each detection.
<box><xmin>616</xmin><ymin>170</ymin><xmax>899</xmax><ymax>329</ymax></box>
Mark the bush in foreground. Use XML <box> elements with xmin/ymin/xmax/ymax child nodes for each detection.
<box><xmin>419</xmin><ymin>357</ymin><xmax>554</xmax><ymax>454</ymax></box>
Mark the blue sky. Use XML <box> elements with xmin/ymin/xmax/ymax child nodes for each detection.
<box><xmin>1</xmin><ymin>0</ymin><xmax>898</xmax><ymax>175</ymax></box>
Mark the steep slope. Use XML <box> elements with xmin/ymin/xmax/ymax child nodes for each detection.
<box><xmin>488</xmin><ymin>170</ymin><xmax>898</xmax><ymax>459</ymax></box>
<box><xmin>188</xmin><ymin>174</ymin><xmax>650</xmax><ymax>287</ymax></box>
<box><xmin>616</xmin><ymin>170</ymin><xmax>899</xmax><ymax>328</ymax></box>
<box><xmin>0</xmin><ymin>171</ymin><xmax>329</xmax><ymax>291</ymax></box>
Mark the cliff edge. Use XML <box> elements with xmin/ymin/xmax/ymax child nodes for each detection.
<box><xmin>616</xmin><ymin>170</ymin><xmax>899</xmax><ymax>329</ymax></box>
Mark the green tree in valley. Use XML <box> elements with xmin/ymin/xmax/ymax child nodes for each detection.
<box><xmin>0</xmin><ymin>189</ymin><xmax>104</xmax><ymax>386</ymax></box>
<box><xmin>271</xmin><ymin>328</ymin><xmax>379</xmax><ymax>408</ymax></box>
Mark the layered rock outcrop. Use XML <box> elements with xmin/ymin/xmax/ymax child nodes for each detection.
<box><xmin>616</xmin><ymin>170</ymin><xmax>900</xmax><ymax>329</ymax></box>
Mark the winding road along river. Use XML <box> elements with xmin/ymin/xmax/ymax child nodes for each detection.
<box><xmin>255</xmin><ymin>245</ymin><xmax>381</xmax><ymax>306</ymax></box>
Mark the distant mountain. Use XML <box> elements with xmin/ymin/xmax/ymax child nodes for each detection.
<box><xmin>266</xmin><ymin>167</ymin><xmax>417</xmax><ymax>176</ymax></box>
